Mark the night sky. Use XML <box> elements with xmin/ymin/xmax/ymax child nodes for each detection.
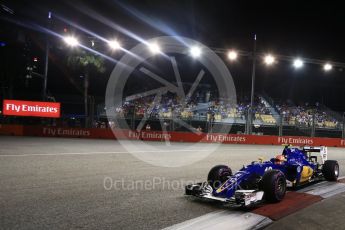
<box><xmin>1</xmin><ymin>0</ymin><xmax>345</xmax><ymax>111</ymax></box>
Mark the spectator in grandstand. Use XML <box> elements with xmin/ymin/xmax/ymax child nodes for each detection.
<box><xmin>276</xmin><ymin>102</ymin><xmax>339</xmax><ymax>128</ymax></box>
<box><xmin>196</xmin><ymin>126</ymin><xmax>203</xmax><ymax>132</ymax></box>
<box><xmin>116</xmin><ymin>92</ymin><xmax>276</xmax><ymax>124</ymax></box>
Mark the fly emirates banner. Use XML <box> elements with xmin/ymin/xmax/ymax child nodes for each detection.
<box><xmin>3</xmin><ymin>100</ymin><xmax>61</xmax><ymax>118</ymax></box>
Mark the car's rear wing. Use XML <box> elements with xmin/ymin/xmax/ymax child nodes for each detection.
<box><xmin>303</xmin><ymin>146</ymin><xmax>327</xmax><ymax>163</ymax></box>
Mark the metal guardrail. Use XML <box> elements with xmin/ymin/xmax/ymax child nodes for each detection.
<box><xmin>1</xmin><ymin>110</ymin><xmax>344</xmax><ymax>138</ymax></box>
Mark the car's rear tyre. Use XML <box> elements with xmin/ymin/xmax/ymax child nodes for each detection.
<box><xmin>262</xmin><ymin>170</ymin><xmax>286</xmax><ymax>203</ymax></box>
<box><xmin>207</xmin><ymin>165</ymin><xmax>232</xmax><ymax>189</ymax></box>
<box><xmin>322</xmin><ymin>160</ymin><xmax>339</xmax><ymax>181</ymax></box>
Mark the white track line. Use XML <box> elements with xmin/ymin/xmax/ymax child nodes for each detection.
<box><xmin>0</xmin><ymin>147</ymin><xmax>274</xmax><ymax>157</ymax></box>
<box><xmin>0</xmin><ymin>149</ymin><xmax>211</xmax><ymax>157</ymax></box>
<box><xmin>162</xmin><ymin>210</ymin><xmax>272</xmax><ymax>230</ymax></box>
<box><xmin>297</xmin><ymin>178</ymin><xmax>345</xmax><ymax>198</ymax></box>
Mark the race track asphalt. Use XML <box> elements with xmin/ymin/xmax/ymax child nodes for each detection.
<box><xmin>1</xmin><ymin>136</ymin><xmax>345</xmax><ymax>229</ymax></box>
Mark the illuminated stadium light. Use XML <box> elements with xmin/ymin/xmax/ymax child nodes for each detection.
<box><xmin>264</xmin><ymin>54</ymin><xmax>275</xmax><ymax>65</ymax></box>
<box><xmin>323</xmin><ymin>63</ymin><xmax>333</xmax><ymax>71</ymax></box>
<box><xmin>227</xmin><ymin>50</ymin><xmax>238</xmax><ymax>61</ymax></box>
<box><xmin>148</xmin><ymin>42</ymin><xmax>161</xmax><ymax>54</ymax></box>
<box><xmin>63</xmin><ymin>36</ymin><xmax>79</xmax><ymax>46</ymax></box>
<box><xmin>293</xmin><ymin>58</ymin><xmax>304</xmax><ymax>68</ymax></box>
<box><xmin>190</xmin><ymin>46</ymin><xmax>202</xmax><ymax>58</ymax></box>
<box><xmin>108</xmin><ymin>40</ymin><xmax>121</xmax><ymax>50</ymax></box>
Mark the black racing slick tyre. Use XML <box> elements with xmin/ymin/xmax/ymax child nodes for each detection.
<box><xmin>322</xmin><ymin>160</ymin><xmax>339</xmax><ymax>181</ymax></box>
<box><xmin>262</xmin><ymin>170</ymin><xmax>286</xmax><ymax>203</ymax></box>
<box><xmin>207</xmin><ymin>165</ymin><xmax>232</xmax><ymax>190</ymax></box>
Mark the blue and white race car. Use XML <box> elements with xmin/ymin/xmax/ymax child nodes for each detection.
<box><xmin>185</xmin><ymin>146</ymin><xmax>339</xmax><ymax>207</ymax></box>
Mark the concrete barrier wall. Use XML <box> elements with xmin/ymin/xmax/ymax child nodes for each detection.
<box><xmin>0</xmin><ymin>124</ymin><xmax>24</xmax><ymax>136</ymax></box>
<box><xmin>1</xmin><ymin>125</ymin><xmax>345</xmax><ymax>147</ymax></box>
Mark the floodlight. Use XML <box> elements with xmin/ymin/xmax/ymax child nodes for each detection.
<box><xmin>264</xmin><ymin>55</ymin><xmax>275</xmax><ymax>65</ymax></box>
<box><xmin>293</xmin><ymin>58</ymin><xmax>304</xmax><ymax>68</ymax></box>
<box><xmin>148</xmin><ymin>42</ymin><xmax>161</xmax><ymax>54</ymax></box>
<box><xmin>63</xmin><ymin>36</ymin><xmax>79</xmax><ymax>46</ymax></box>
<box><xmin>228</xmin><ymin>50</ymin><xmax>238</xmax><ymax>61</ymax></box>
<box><xmin>190</xmin><ymin>46</ymin><xmax>202</xmax><ymax>58</ymax></box>
<box><xmin>108</xmin><ymin>40</ymin><xmax>121</xmax><ymax>50</ymax></box>
<box><xmin>324</xmin><ymin>63</ymin><xmax>332</xmax><ymax>71</ymax></box>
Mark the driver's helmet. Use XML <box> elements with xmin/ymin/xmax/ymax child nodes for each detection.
<box><xmin>275</xmin><ymin>154</ymin><xmax>286</xmax><ymax>164</ymax></box>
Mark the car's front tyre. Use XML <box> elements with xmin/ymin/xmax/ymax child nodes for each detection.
<box><xmin>207</xmin><ymin>165</ymin><xmax>232</xmax><ymax>190</ymax></box>
<box><xmin>262</xmin><ymin>170</ymin><xmax>286</xmax><ymax>203</ymax></box>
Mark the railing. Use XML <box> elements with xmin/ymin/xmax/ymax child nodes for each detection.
<box><xmin>1</xmin><ymin>109</ymin><xmax>344</xmax><ymax>138</ymax></box>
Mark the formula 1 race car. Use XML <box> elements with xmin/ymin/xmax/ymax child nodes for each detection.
<box><xmin>185</xmin><ymin>145</ymin><xmax>339</xmax><ymax>207</ymax></box>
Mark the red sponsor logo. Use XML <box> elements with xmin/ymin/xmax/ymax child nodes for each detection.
<box><xmin>127</xmin><ymin>130</ymin><xmax>171</xmax><ymax>140</ymax></box>
<box><xmin>42</xmin><ymin>127</ymin><xmax>90</xmax><ymax>136</ymax></box>
<box><xmin>277</xmin><ymin>136</ymin><xmax>313</xmax><ymax>145</ymax></box>
<box><xmin>3</xmin><ymin>100</ymin><xmax>61</xmax><ymax>118</ymax></box>
<box><xmin>206</xmin><ymin>134</ymin><xmax>246</xmax><ymax>143</ymax></box>
<box><xmin>341</xmin><ymin>139</ymin><xmax>345</xmax><ymax>146</ymax></box>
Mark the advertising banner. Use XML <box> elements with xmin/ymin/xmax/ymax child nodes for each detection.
<box><xmin>1</xmin><ymin>124</ymin><xmax>345</xmax><ymax>148</ymax></box>
<box><xmin>3</xmin><ymin>100</ymin><xmax>61</xmax><ymax>118</ymax></box>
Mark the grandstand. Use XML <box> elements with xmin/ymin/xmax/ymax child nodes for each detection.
<box><xmin>89</xmin><ymin>90</ymin><xmax>344</xmax><ymax>137</ymax></box>
<box><xmin>275</xmin><ymin>102</ymin><xmax>339</xmax><ymax>129</ymax></box>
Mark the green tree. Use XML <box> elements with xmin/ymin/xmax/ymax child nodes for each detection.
<box><xmin>67</xmin><ymin>50</ymin><xmax>106</xmax><ymax>128</ymax></box>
